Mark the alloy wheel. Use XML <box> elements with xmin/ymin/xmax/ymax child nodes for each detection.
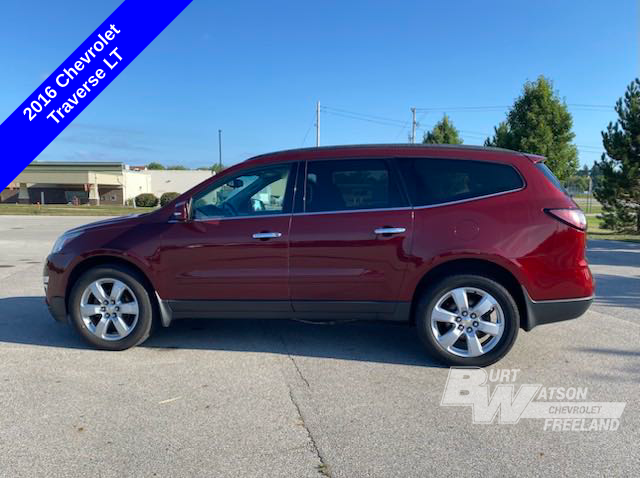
<box><xmin>79</xmin><ymin>278</ymin><xmax>139</xmax><ymax>341</ymax></box>
<box><xmin>430</xmin><ymin>286</ymin><xmax>505</xmax><ymax>358</ymax></box>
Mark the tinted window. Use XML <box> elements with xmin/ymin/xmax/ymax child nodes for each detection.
<box><xmin>193</xmin><ymin>164</ymin><xmax>293</xmax><ymax>219</ymax></box>
<box><xmin>397</xmin><ymin>158</ymin><xmax>524</xmax><ymax>206</ymax></box>
<box><xmin>305</xmin><ymin>159</ymin><xmax>405</xmax><ymax>213</ymax></box>
<box><xmin>536</xmin><ymin>163</ymin><xmax>568</xmax><ymax>195</ymax></box>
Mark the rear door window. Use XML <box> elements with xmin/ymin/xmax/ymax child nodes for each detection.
<box><xmin>396</xmin><ymin>158</ymin><xmax>524</xmax><ymax>206</ymax></box>
<box><xmin>304</xmin><ymin>159</ymin><xmax>406</xmax><ymax>213</ymax></box>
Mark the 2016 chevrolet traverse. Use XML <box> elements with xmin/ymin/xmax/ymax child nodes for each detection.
<box><xmin>44</xmin><ymin>145</ymin><xmax>594</xmax><ymax>366</ymax></box>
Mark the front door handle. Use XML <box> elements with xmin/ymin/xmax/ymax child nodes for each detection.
<box><xmin>252</xmin><ymin>232</ymin><xmax>282</xmax><ymax>240</ymax></box>
<box><xmin>374</xmin><ymin>227</ymin><xmax>406</xmax><ymax>235</ymax></box>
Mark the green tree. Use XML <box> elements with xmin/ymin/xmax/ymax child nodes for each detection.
<box><xmin>422</xmin><ymin>114</ymin><xmax>463</xmax><ymax>145</ymax></box>
<box><xmin>160</xmin><ymin>192</ymin><xmax>180</xmax><ymax>207</ymax></box>
<box><xmin>593</xmin><ymin>79</ymin><xmax>640</xmax><ymax>233</ymax></box>
<box><xmin>147</xmin><ymin>162</ymin><xmax>165</xmax><ymax>170</ymax></box>
<box><xmin>564</xmin><ymin>175</ymin><xmax>588</xmax><ymax>193</ymax></box>
<box><xmin>211</xmin><ymin>163</ymin><xmax>226</xmax><ymax>174</ymax></box>
<box><xmin>590</xmin><ymin>162</ymin><xmax>603</xmax><ymax>189</ymax></box>
<box><xmin>485</xmin><ymin>76</ymin><xmax>578</xmax><ymax>180</ymax></box>
<box><xmin>167</xmin><ymin>165</ymin><xmax>188</xmax><ymax>170</ymax></box>
<box><xmin>135</xmin><ymin>193</ymin><xmax>159</xmax><ymax>207</ymax></box>
<box><xmin>576</xmin><ymin>164</ymin><xmax>590</xmax><ymax>177</ymax></box>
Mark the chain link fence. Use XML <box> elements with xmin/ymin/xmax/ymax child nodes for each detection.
<box><xmin>562</xmin><ymin>176</ymin><xmax>598</xmax><ymax>214</ymax></box>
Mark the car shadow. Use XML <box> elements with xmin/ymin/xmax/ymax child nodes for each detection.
<box><xmin>592</xmin><ymin>273</ymin><xmax>640</xmax><ymax>309</ymax></box>
<box><xmin>573</xmin><ymin>346</ymin><xmax>640</xmax><ymax>382</ymax></box>
<box><xmin>0</xmin><ymin>296</ymin><xmax>444</xmax><ymax>368</ymax></box>
<box><xmin>586</xmin><ymin>240</ymin><xmax>640</xmax><ymax>311</ymax></box>
<box><xmin>587</xmin><ymin>239</ymin><xmax>640</xmax><ymax>267</ymax></box>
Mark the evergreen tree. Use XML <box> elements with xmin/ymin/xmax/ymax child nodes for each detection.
<box><xmin>485</xmin><ymin>76</ymin><xmax>578</xmax><ymax>180</ymax></box>
<box><xmin>423</xmin><ymin>114</ymin><xmax>463</xmax><ymax>144</ymax></box>
<box><xmin>594</xmin><ymin>79</ymin><xmax>640</xmax><ymax>233</ymax></box>
<box><xmin>577</xmin><ymin>164</ymin><xmax>590</xmax><ymax>177</ymax></box>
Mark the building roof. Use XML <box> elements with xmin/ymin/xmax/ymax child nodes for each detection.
<box><xmin>27</xmin><ymin>161</ymin><xmax>126</xmax><ymax>172</ymax></box>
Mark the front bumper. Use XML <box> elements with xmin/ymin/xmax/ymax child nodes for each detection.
<box><xmin>44</xmin><ymin>255</ymin><xmax>70</xmax><ymax>324</ymax></box>
<box><xmin>47</xmin><ymin>296</ymin><xmax>68</xmax><ymax>323</ymax></box>
<box><xmin>522</xmin><ymin>288</ymin><xmax>593</xmax><ymax>331</ymax></box>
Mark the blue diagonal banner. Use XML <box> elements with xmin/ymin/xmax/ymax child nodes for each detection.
<box><xmin>0</xmin><ymin>0</ymin><xmax>193</xmax><ymax>189</ymax></box>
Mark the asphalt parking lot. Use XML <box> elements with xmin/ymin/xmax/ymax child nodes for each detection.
<box><xmin>0</xmin><ymin>215</ymin><xmax>638</xmax><ymax>477</ymax></box>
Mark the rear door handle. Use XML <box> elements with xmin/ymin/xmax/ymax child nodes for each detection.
<box><xmin>374</xmin><ymin>227</ymin><xmax>406</xmax><ymax>235</ymax></box>
<box><xmin>252</xmin><ymin>232</ymin><xmax>282</xmax><ymax>240</ymax></box>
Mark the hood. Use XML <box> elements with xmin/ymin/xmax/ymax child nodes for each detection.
<box><xmin>67</xmin><ymin>213</ymin><xmax>148</xmax><ymax>234</ymax></box>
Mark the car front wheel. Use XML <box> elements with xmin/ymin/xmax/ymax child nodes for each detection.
<box><xmin>68</xmin><ymin>265</ymin><xmax>154</xmax><ymax>350</ymax></box>
<box><xmin>416</xmin><ymin>274</ymin><xmax>519</xmax><ymax>366</ymax></box>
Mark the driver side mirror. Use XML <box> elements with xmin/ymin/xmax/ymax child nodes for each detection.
<box><xmin>171</xmin><ymin>200</ymin><xmax>190</xmax><ymax>222</ymax></box>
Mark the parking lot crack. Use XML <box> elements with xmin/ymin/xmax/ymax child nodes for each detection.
<box><xmin>276</xmin><ymin>330</ymin><xmax>311</xmax><ymax>388</ymax></box>
<box><xmin>287</xmin><ymin>385</ymin><xmax>331</xmax><ymax>477</ymax></box>
<box><xmin>288</xmin><ymin>354</ymin><xmax>310</xmax><ymax>388</ymax></box>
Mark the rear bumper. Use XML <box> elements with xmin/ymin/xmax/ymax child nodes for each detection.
<box><xmin>522</xmin><ymin>288</ymin><xmax>593</xmax><ymax>331</ymax></box>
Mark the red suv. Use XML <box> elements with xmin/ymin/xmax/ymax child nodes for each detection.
<box><xmin>44</xmin><ymin>145</ymin><xmax>594</xmax><ymax>366</ymax></box>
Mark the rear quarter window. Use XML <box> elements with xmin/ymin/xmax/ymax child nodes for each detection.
<box><xmin>397</xmin><ymin>158</ymin><xmax>524</xmax><ymax>206</ymax></box>
<box><xmin>536</xmin><ymin>163</ymin><xmax>568</xmax><ymax>195</ymax></box>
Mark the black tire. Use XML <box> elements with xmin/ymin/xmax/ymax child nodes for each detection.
<box><xmin>415</xmin><ymin>274</ymin><xmax>519</xmax><ymax>367</ymax></box>
<box><xmin>68</xmin><ymin>264</ymin><xmax>155</xmax><ymax>350</ymax></box>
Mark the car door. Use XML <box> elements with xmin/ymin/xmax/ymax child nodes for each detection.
<box><xmin>289</xmin><ymin>158</ymin><xmax>414</xmax><ymax>317</ymax></box>
<box><xmin>158</xmin><ymin>162</ymin><xmax>298</xmax><ymax>318</ymax></box>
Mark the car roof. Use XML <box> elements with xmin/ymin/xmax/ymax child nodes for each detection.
<box><xmin>243</xmin><ymin>144</ymin><xmax>536</xmax><ymax>166</ymax></box>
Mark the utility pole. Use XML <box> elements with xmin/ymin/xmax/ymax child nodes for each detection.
<box><xmin>587</xmin><ymin>174</ymin><xmax>593</xmax><ymax>214</ymax></box>
<box><xmin>316</xmin><ymin>101</ymin><xmax>320</xmax><ymax>147</ymax></box>
<box><xmin>410</xmin><ymin>107</ymin><xmax>417</xmax><ymax>144</ymax></box>
<box><xmin>218</xmin><ymin>129</ymin><xmax>222</xmax><ymax>169</ymax></box>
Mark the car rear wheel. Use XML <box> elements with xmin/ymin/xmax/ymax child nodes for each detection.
<box><xmin>416</xmin><ymin>274</ymin><xmax>519</xmax><ymax>366</ymax></box>
<box><xmin>69</xmin><ymin>265</ymin><xmax>154</xmax><ymax>350</ymax></box>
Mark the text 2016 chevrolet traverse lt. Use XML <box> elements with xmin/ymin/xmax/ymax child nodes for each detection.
<box><xmin>45</xmin><ymin>145</ymin><xmax>594</xmax><ymax>366</ymax></box>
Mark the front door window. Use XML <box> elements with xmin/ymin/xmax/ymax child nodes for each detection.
<box><xmin>193</xmin><ymin>164</ymin><xmax>292</xmax><ymax>220</ymax></box>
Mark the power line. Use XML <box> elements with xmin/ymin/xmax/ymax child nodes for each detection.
<box><xmin>415</xmin><ymin>106</ymin><xmax>509</xmax><ymax>112</ymax></box>
<box><xmin>568</xmin><ymin>103</ymin><xmax>613</xmax><ymax>109</ymax></box>
<box><xmin>414</xmin><ymin>104</ymin><xmax>614</xmax><ymax>113</ymax></box>
<box><xmin>320</xmin><ymin>104</ymin><xmax>613</xmax><ymax>133</ymax></box>
<box><xmin>321</xmin><ymin>105</ymin><xmax>406</xmax><ymax>125</ymax></box>
<box><xmin>316</xmin><ymin>101</ymin><xmax>321</xmax><ymax>147</ymax></box>
<box><xmin>321</xmin><ymin>109</ymin><xmax>407</xmax><ymax>127</ymax></box>
<box><xmin>300</xmin><ymin>112</ymin><xmax>317</xmax><ymax>147</ymax></box>
<box><xmin>393</xmin><ymin>119</ymin><xmax>411</xmax><ymax>141</ymax></box>
<box><xmin>317</xmin><ymin>104</ymin><xmax>611</xmax><ymax>153</ymax></box>
<box><xmin>410</xmin><ymin>107</ymin><xmax>417</xmax><ymax>143</ymax></box>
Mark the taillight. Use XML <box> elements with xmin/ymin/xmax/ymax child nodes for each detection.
<box><xmin>545</xmin><ymin>208</ymin><xmax>587</xmax><ymax>231</ymax></box>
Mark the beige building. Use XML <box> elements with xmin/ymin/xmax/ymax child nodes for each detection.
<box><xmin>148</xmin><ymin>170</ymin><xmax>213</xmax><ymax>197</ymax></box>
<box><xmin>2</xmin><ymin>162</ymin><xmax>212</xmax><ymax>205</ymax></box>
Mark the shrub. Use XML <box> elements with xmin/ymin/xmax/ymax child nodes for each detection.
<box><xmin>135</xmin><ymin>193</ymin><xmax>158</xmax><ymax>207</ymax></box>
<box><xmin>160</xmin><ymin>192</ymin><xmax>180</xmax><ymax>207</ymax></box>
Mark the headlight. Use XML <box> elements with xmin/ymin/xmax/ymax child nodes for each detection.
<box><xmin>51</xmin><ymin>230</ymin><xmax>84</xmax><ymax>254</ymax></box>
